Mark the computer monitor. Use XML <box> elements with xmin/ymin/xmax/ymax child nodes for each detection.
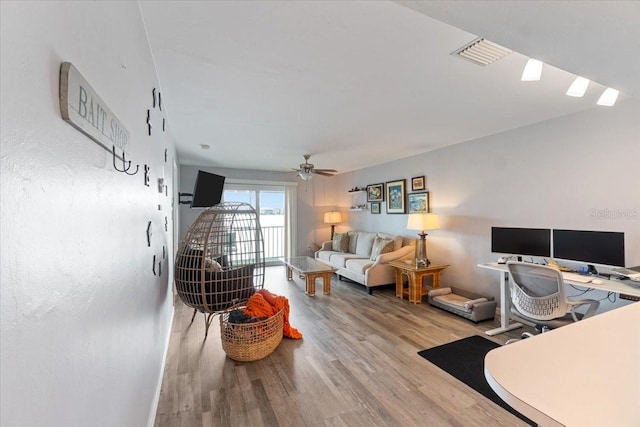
<box><xmin>553</xmin><ymin>229</ymin><xmax>625</xmax><ymax>267</ymax></box>
<box><xmin>491</xmin><ymin>227</ymin><xmax>551</xmax><ymax>258</ymax></box>
<box><xmin>190</xmin><ymin>170</ymin><xmax>225</xmax><ymax>208</ymax></box>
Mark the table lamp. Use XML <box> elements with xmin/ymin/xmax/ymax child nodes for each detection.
<box><xmin>407</xmin><ymin>213</ymin><xmax>440</xmax><ymax>267</ymax></box>
<box><xmin>324</xmin><ymin>211</ymin><xmax>342</xmax><ymax>240</ymax></box>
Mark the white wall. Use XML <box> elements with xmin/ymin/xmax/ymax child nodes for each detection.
<box><xmin>324</xmin><ymin>98</ymin><xmax>640</xmax><ymax>310</ymax></box>
<box><xmin>1</xmin><ymin>2</ymin><xmax>176</xmax><ymax>426</ymax></box>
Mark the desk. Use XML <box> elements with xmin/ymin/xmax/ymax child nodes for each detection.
<box><xmin>484</xmin><ymin>302</ymin><xmax>640</xmax><ymax>427</ymax></box>
<box><xmin>390</xmin><ymin>261</ymin><xmax>449</xmax><ymax>303</ymax></box>
<box><xmin>478</xmin><ymin>262</ymin><xmax>640</xmax><ymax>336</ymax></box>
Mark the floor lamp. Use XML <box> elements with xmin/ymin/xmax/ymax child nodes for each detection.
<box><xmin>324</xmin><ymin>211</ymin><xmax>342</xmax><ymax>240</ymax></box>
<box><xmin>407</xmin><ymin>213</ymin><xmax>440</xmax><ymax>267</ymax></box>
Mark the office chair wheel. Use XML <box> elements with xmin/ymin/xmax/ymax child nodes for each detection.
<box><xmin>505</xmin><ymin>331</ymin><xmax>535</xmax><ymax>345</ymax></box>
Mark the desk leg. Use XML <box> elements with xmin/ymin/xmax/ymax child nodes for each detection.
<box><xmin>486</xmin><ymin>271</ymin><xmax>522</xmax><ymax>336</ymax></box>
<box><xmin>285</xmin><ymin>265</ymin><xmax>293</xmax><ymax>281</ymax></box>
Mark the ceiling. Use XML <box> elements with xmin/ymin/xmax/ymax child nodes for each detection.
<box><xmin>139</xmin><ymin>1</ymin><xmax>639</xmax><ymax>175</ymax></box>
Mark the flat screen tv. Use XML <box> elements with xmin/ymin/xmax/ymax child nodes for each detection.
<box><xmin>553</xmin><ymin>229</ymin><xmax>625</xmax><ymax>267</ymax></box>
<box><xmin>191</xmin><ymin>170</ymin><xmax>225</xmax><ymax>208</ymax></box>
<box><xmin>491</xmin><ymin>227</ymin><xmax>551</xmax><ymax>257</ymax></box>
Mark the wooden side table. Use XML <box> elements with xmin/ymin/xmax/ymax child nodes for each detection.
<box><xmin>389</xmin><ymin>260</ymin><xmax>450</xmax><ymax>304</ymax></box>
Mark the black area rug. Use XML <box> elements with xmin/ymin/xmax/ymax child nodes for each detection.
<box><xmin>418</xmin><ymin>335</ymin><xmax>535</xmax><ymax>426</ymax></box>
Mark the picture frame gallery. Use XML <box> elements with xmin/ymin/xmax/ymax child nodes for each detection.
<box><xmin>367</xmin><ymin>183</ymin><xmax>384</xmax><ymax>202</ymax></box>
<box><xmin>411</xmin><ymin>176</ymin><xmax>425</xmax><ymax>191</ymax></box>
<box><xmin>385</xmin><ymin>179</ymin><xmax>406</xmax><ymax>214</ymax></box>
<box><xmin>408</xmin><ymin>192</ymin><xmax>430</xmax><ymax>213</ymax></box>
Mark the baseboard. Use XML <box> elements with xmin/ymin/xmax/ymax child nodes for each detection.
<box><xmin>147</xmin><ymin>305</ymin><xmax>175</xmax><ymax>427</ymax></box>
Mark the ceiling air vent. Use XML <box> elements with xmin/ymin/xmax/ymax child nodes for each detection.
<box><xmin>452</xmin><ymin>38</ymin><xmax>512</xmax><ymax>66</ymax></box>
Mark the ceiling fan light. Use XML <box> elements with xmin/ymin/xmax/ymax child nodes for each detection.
<box><xmin>521</xmin><ymin>58</ymin><xmax>543</xmax><ymax>81</ymax></box>
<box><xmin>566</xmin><ymin>76</ymin><xmax>590</xmax><ymax>97</ymax></box>
<box><xmin>299</xmin><ymin>171</ymin><xmax>312</xmax><ymax>181</ymax></box>
<box><xmin>597</xmin><ymin>88</ymin><xmax>619</xmax><ymax>106</ymax></box>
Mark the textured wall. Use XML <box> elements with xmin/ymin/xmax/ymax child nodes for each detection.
<box><xmin>1</xmin><ymin>2</ymin><xmax>176</xmax><ymax>426</ymax></box>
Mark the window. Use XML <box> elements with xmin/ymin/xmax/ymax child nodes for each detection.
<box><xmin>223</xmin><ymin>180</ymin><xmax>297</xmax><ymax>264</ymax></box>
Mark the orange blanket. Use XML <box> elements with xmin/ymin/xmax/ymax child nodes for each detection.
<box><xmin>243</xmin><ymin>289</ymin><xmax>302</xmax><ymax>339</ymax></box>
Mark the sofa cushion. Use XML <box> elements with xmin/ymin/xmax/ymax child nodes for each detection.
<box><xmin>345</xmin><ymin>258</ymin><xmax>374</xmax><ymax>275</ymax></box>
<box><xmin>316</xmin><ymin>250</ymin><xmax>338</xmax><ymax>263</ymax></box>
<box><xmin>332</xmin><ymin>233</ymin><xmax>350</xmax><ymax>252</ymax></box>
<box><xmin>330</xmin><ymin>253</ymin><xmax>369</xmax><ymax>268</ymax></box>
<box><xmin>377</xmin><ymin>232</ymin><xmax>404</xmax><ymax>251</ymax></box>
<box><xmin>355</xmin><ymin>232</ymin><xmax>376</xmax><ymax>256</ymax></box>
<box><xmin>370</xmin><ymin>236</ymin><xmax>395</xmax><ymax>261</ymax></box>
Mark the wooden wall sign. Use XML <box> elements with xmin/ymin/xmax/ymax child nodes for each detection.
<box><xmin>59</xmin><ymin>62</ymin><xmax>130</xmax><ymax>157</ymax></box>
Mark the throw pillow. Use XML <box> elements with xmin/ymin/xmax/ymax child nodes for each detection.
<box><xmin>204</xmin><ymin>257</ymin><xmax>222</xmax><ymax>272</ymax></box>
<box><xmin>332</xmin><ymin>233</ymin><xmax>350</xmax><ymax>252</ymax></box>
<box><xmin>370</xmin><ymin>236</ymin><xmax>395</xmax><ymax>261</ymax></box>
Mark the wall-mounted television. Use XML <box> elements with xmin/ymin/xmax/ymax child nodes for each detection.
<box><xmin>191</xmin><ymin>170</ymin><xmax>225</xmax><ymax>208</ymax></box>
<box><xmin>553</xmin><ymin>229</ymin><xmax>625</xmax><ymax>267</ymax></box>
<box><xmin>491</xmin><ymin>227</ymin><xmax>551</xmax><ymax>257</ymax></box>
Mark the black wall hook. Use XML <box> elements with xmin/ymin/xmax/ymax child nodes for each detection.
<box><xmin>112</xmin><ymin>145</ymin><xmax>139</xmax><ymax>175</ymax></box>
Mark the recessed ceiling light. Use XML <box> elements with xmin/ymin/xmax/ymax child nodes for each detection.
<box><xmin>521</xmin><ymin>59</ymin><xmax>543</xmax><ymax>81</ymax></box>
<box><xmin>566</xmin><ymin>77</ymin><xmax>590</xmax><ymax>97</ymax></box>
<box><xmin>200</xmin><ymin>144</ymin><xmax>210</xmax><ymax>150</ymax></box>
<box><xmin>597</xmin><ymin>88</ymin><xmax>619</xmax><ymax>106</ymax></box>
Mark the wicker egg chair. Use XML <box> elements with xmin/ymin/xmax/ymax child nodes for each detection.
<box><xmin>174</xmin><ymin>202</ymin><xmax>265</xmax><ymax>338</ymax></box>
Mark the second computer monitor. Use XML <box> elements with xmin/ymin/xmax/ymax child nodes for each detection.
<box><xmin>553</xmin><ymin>229</ymin><xmax>625</xmax><ymax>267</ymax></box>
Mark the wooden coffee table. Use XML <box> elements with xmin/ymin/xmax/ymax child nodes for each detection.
<box><xmin>280</xmin><ymin>256</ymin><xmax>336</xmax><ymax>296</ymax></box>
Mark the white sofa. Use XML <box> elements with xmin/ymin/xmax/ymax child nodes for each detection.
<box><xmin>315</xmin><ymin>231</ymin><xmax>415</xmax><ymax>294</ymax></box>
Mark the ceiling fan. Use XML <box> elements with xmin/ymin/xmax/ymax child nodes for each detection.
<box><xmin>293</xmin><ymin>154</ymin><xmax>337</xmax><ymax>181</ymax></box>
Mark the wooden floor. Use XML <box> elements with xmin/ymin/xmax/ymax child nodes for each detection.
<box><xmin>155</xmin><ymin>266</ymin><xmax>532</xmax><ymax>427</ymax></box>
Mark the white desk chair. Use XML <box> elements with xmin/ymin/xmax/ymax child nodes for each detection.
<box><xmin>506</xmin><ymin>262</ymin><xmax>599</xmax><ymax>342</ymax></box>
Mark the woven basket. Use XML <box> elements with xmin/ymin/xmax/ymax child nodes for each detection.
<box><xmin>220</xmin><ymin>307</ymin><xmax>284</xmax><ymax>362</ymax></box>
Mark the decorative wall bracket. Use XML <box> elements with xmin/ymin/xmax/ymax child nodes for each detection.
<box><xmin>112</xmin><ymin>145</ymin><xmax>139</xmax><ymax>175</ymax></box>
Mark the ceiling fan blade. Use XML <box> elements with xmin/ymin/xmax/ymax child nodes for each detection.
<box><xmin>312</xmin><ymin>170</ymin><xmax>336</xmax><ymax>177</ymax></box>
<box><xmin>313</xmin><ymin>168</ymin><xmax>338</xmax><ymax>173</ymax></box>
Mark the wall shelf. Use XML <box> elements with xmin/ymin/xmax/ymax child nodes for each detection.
<box><xmin>349</xmin><ymin>188</ymin><xmax>367</xmax><ymax>211</ymax></box>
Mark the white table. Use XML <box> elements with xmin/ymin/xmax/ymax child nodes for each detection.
<box><xmin>478</xmin><ymin>262</ymin><xmax>640</xmax><ymax>336</ymax></box>
<box><xmin>484</xmin><ymin>302</ymin><xmax>640</xmax><ymax>427</ymax></box>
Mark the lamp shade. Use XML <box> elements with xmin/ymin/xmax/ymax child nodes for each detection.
<box><xmin>324</xmin><ymin>211</ymin><xmax>342</xmax><ymax>224</ymax></box>
<box><xmin>407</xmin><ymin>213</ymin><xmax>440</xmax><ymax>231</ymax></box>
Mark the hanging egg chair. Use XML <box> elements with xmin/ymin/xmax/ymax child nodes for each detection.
<box><xmin>174</xmin><ymin>202</ymin><xmax>265</xmax><ymax>337</ymax></box>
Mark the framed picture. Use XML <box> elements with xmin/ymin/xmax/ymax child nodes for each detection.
<box><xmin>366</xmin><ymin>183</ymin><xmax>384</xmax><ymax>202</ymax></box>
<box><xmin>370</xmin><ymin>202</ymin><xmax>381</xmax><ymax>214</ymax></box>
<box><xmin>385</xmin><ymin>179</ymin><xmax>406</xmax><ymax>214</ymax></box>
<box><xmin>411</xmin><ymin>176</ymin><xmax>425</xmax><ymax>191</ymax></box>
<box><xmin>408</xmin><ymin>191</ymin><xmax>430</xmax><ymax>213</ymax></box>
